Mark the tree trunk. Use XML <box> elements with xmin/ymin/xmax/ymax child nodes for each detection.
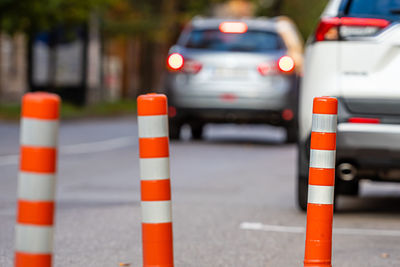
<box><xmin>138</xmin><ymin>39</ymin><xmax>154</xmax><ymax>94</ymax></box>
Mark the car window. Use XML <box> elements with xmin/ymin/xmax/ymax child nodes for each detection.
<box><xmin>346</xmin><ymin>0</ymin><xmax>400</xmax><ymax>19</ymax></box>
<box><xmin>184</xmin><ymin>29</ymin><xmax>284</xmax><ymax>52</ymax></box>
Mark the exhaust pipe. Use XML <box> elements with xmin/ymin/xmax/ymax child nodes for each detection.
<box><xmin>337</xmin><ymin>163</ymin><xmax>357</xmax><ymax>181</ymax></box>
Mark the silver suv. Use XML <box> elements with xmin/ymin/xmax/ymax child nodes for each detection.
<box><xmin>164</xmin><ymin>17</ymin><xmax>301</xmax><ymax>141</ymax></box>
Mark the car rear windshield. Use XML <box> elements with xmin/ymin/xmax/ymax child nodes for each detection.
<box><xmin>184</xmin><ymin>29</ymin><xmax>284</xmax><ymax>52</ymax></box>
<box><xmin>346</xmin><ymin>0</ymin><xmax>400</xmax><ymax>19</ymax></box>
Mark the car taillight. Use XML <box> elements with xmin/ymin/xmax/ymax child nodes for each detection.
<box><xmin>167</xmin><ymin>53</ymin><xmax>202</xmax><ymax>74</ymax></box>
<box><xmin>167</xmin><ymin>53</ymin><xmax>184</xmax><ymax>70</ymax></box>
<box><xmin>168</xmin><ymin>106</ymin><xmax>177</xmax><ymax>118</ymax></box>
<box><xmin>257</xmin><ymin>62</ymin><xmax>273</xmax><ymax>76</ymax></box>
<box><xmin>315</xmin><ymin>17</ymin><xmax>390</xmax><ymax>41</ymax></box>
<box><xmin>278</xmin><ymin>56</ymin><xmax>295</xmax><ymax>73</ymax></box>
<box><xmin>183</xmin><ymin>59</ymin><xmax>202</xmax><ymax>74</ymax></box>
<box><xmin>340</xmin><ymin>17</ymin><xmax>390</xmax><ymax>38</ymax></box>
<box><xmin>257</xmin><ymin>56</ymin><xmax>295</xmax><ymax>76</ymax></box>
<box><xmin>315</xmin><ymin>17</ymin><xmax>341</xmax><ymax>41</ymax></box>
<box><xmin>282</xmin><ymin>109</ymin><xmax>294</xmax><ymax>121</ymax></box>
<box><xmin>348</xmin><ymin>117</ymin><xmax>380</xmax><ymax>124</ymax></box>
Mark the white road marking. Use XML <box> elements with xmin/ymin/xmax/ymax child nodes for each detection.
<box><xmin>240</xmin><ymin>222</ymin><xmax>304</xmax><ymax>233</ymax></box>
<box><xmin>60</xmin><ymin>136</ymin><xmax>135</xmax><ymax>155</ymax></box>
<box><xmin>240</xmin><ymin>222</ymin><xmax>400</xmax><ymax>237</ymax></box>
<box><xmin>0</xmin><ymin>136</ymin><xmax>136</xmax><ymax>166</ymax></box>
<box><xmin>0</xmin><ymin>155</ymin><xmax>19</xmax><ymax>166</ymax></box>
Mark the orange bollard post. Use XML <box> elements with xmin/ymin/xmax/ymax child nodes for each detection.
<box><xmin>15</xmin><ymin>92</ymin><xmax>60</xmax><ymax>267</ymax></box>
<box><xmin>304</xmin><ymin>97</ymin><xmax>338</xmax><ymax>267</ymax></box>
<box><xmin>137</xmin><ymin>93</ymin><xmax>174</xmax><ymax>267</ymax></box>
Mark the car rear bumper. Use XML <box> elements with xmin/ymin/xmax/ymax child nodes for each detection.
<box><xmin>170</xmin><ymin>94</ymin><xmax>293</xmax><ymax>111</ymax></box>
<box><xmin>166</xmin><ymin>73</ymin><xmax>298</xmax><ymax>111</ymax></box>
<box><xmin>337</xmin><ymin>123</ymin><xmax>400</xmax><ymax>169</ymax></box>
<box><xmin>171</xmin><ymin>107</ymin><xmax>294</xmax><ymax>126</ymax></box>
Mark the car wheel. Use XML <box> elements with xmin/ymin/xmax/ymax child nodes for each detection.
<box><xmin>191</xmin><ymin>123</ymin><xmax>204</xmax><ymax>140</ymax></box>
<box><xmin>285</xmin><ymin>124</ymin><xmax>298</xmax><ymax>144</ymax></box>
<box><xmin>297</xmin><ymin>174</ymin><xmax>308</xmax><ymax>211</ymax></box>
<box><xmin>169</xmin><ymin>121</ymin><xmax>182</xmax><ymax>140</ymax></box>
<box><xmin>336</xmin><ymin>179</ymin><xmax>359</xmax><ymax>196</ymax></box>
<box><xmin>297</xmin><ymin>140</ymin><xmax>309</xmax><ymax>211</ymax></box>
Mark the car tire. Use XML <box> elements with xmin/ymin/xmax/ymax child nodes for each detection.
<box><xmin>169</xmin><ymin>121</ymin><xmax>182</xmax><ymax>140</ymax></box>
<box><xmin>191</xmin><ymin>123</ymin><xmax>204</xmax><ymax>140</ymax></box>
<box><xmin>297</xmin><ymin>139</ymin><xmax>309</xmax><ymax>211</ymax></box>
<box><xmin>285</xmin><ymin>124</ymin><xmax>298</xmax><ymax>144</ymax></box>
<box><xmin>297</xmin><ymin>174</ymin><xmax>308</xmax><ymax>211</ymax></box>
<box><xmin>336</xmin><ymin>179</ymin><xmax>359</xmax><ymax>196</ymax></box>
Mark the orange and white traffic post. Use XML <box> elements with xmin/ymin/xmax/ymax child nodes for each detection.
<box><xmin>137</xmin><ymin>93</ymin><xmax>174</xmax><ymax>267</ymax></box>
<box><xmin>15</xmin><ymin>92</ymin><xmax>60</xmax><ymax>267</ymax></box>
<box><xmin>304</xmin><ymin>97</ymin><xmax>338</xmax><ymax>267</ymax></box>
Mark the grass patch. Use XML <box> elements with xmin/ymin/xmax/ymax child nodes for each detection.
<box><xmin>0</xmin><ymin>104</ymin><xmax>20</xmax><ymax>120</ymax></box>
<box><xmin>61</xmin><ymin>100</ymin><xmax>137</xmax><ymax>120</ymax></box>
<box><xmin>0</xmin><ymin>100</ymin><xmax>137</xmax><ymax>121</ymax></box>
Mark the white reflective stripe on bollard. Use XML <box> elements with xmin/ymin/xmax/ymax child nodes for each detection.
<box><xmin>141</xmin><ymin>201</ymin><xmax>172</xmax><ymax>223</ymax></box>
<box><xmin>15</xmin><ymin>225</ymin><xmax>54</xmax><ymax>253</ymax></box>
<box><xmin>311</xmin><ymin>114</ymin><xmax>337</xmax><ymax>133</ymax></box>
<box><xmin>17</xmin><ymin>172</ymin><xmax>56</xmax><ymax>201</ymax></box>
<box><xmin>138</xmin><ymin>115</ymin><xmax>169</xmax><ymax>138</ymax></box>
<box><xmin>308</xmin><ymin>185</ymin><xmax>335</xmax><ymax>205</ymax></box>
<box><xmin>309</xmin><ymin>149</ymin><xmax>336</xmax><ymax>169</ymax></box>
<box><xmin>20</xmin><ymin>118</ymin><xmax>58</xmax><ymax>147</ymax></box>
<box><xmin>140</xmin><ymin>158</ymin><xmax>170</xmax><ymax>181</ymax></box>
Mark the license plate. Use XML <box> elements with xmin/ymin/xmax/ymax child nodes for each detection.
<box><xmin>213</xmin><ymin>67</ymin><xmax>248</xmax><ymax>79</ymax></box>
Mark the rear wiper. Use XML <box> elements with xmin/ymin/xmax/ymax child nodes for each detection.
<box><xmin>390</xmin><ymin>8</ymin><xmax>400</xmax><ymax>14</ymax></box>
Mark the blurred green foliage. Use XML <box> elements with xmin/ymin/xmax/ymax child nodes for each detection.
<box><xmin>0</xmin><ymin>0</ymin><xmax>329</xmax><ymax>40</ymax></box>
<box><xmin>104</xmin><ymin>0</ymin><xmax>248</xmax><ymax>41</ymax></box>
<box><xmin>0</xmin><ymin>0</ymin><xmax>111</xmax><ymax>33</ymax></box>
<box><xmin>60</xmin><ymin>99</ymin><xmax>137</xmax><ymax>120</ymax></box>
<box><xmin>104</xmin><ymin>0</ymin><xmax>329</xmax><ymax>42</ymax></box>
<box><xmin>0</xmin><ymin>102</ymin><xmax>20</xmax><ymax>120</ymax></box>
<box><xmin>0</xmin><ymin>100</ymin><xmax>137</xmax><ymax>120</ymax></box>
<box><xmin>104</xmin><ymin>0</ymin><xmax>163</xmax><ymax>38</ymax></box>
<box><xmin>254</xmin><ymin>0</ymin><xmax>330</xmax><ymax>39</ymax></box>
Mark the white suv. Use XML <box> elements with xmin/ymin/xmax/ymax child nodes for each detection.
<box><xmin>298</xmin><ymin>0</ymin><xmax>400</xmax><ymax>210</ymax></box>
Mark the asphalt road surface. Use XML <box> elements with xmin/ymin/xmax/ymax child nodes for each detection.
<box><xmin>1</xmin><ymin>117</ymin><xmax>400</xmax><ymax>266</ymax></box>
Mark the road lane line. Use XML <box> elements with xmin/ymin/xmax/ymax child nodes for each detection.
<box><xmin>240</xmin><ymin>222</ymin><xmax>400</xmax><ymax>237</ymax></box>
<box><xmin>60</xmin><ymin>136</ymin><xmax>136</xmax><ymax>154</ymax></box>
<box><xmin>240</xmin><ymin>222</ymin><xmax>304</xmax><ymax>233</ymax></box>
<box><xmin>0</xmin><ymin>136</ymin><xmax>136</xmax><ymax>166</ymax></box>
<box><xmin>0</xmin><ymin>155</ymin><xmax>19</xmax><ymax>166</ymax></box>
